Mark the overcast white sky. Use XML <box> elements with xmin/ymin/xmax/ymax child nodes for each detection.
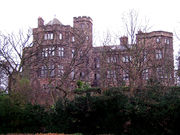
<box><xmin>1</xmin><ymin>0</ymin><xmax>180</xmax><ymax>56</ymax></box>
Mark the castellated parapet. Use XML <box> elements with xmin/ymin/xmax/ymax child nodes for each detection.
<box><xmin>136</xmin><ymin>31</ymin><xmax>173</xmax><ymax>39</ymax></box>
<box><xmin>73</xmin><ymin>16</ymin><xmax>93</xmax><ymax>24</ymax></box>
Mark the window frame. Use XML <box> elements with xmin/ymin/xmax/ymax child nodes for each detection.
<box><xmin>142</xmin><ymin>69</ymin><xmax>149</xmax><ymax>80</ymax></box>
<box><xmin>44</xmin><ymin>33</ymin><xmax>53</xmax><ymax>40</ymax></box>
<box><xmin>58</xmin><ymin>65</ymin><xmax>64</xmax><ymax>76</ymax></box>
<box><xmin>123</xmin><ymin>70</ymin><xmax>129</xmax><ymax>81</ymax></box>
<box><xmin>59</xmin><ymin>33</ymin><xmax>63</xmax><ymax>40</ymax></box>
<box><xmin>155</xmin><ymin>49</ymin><xmax>162</xmax><ymax>60</ymax></box>
<box><xmin>58</xmin><ymin>47</ymin><xmax>64</xmax><ymax>57</ymax></box>
<box><xmin>156</xmin><ymin>37</ymin><xmax>161</xmax><ymax>43</ymax></box>
<box><xmin>123</xmin><ymin>55</ymin><xmax>131</xmax><ymax>63</ymax></box>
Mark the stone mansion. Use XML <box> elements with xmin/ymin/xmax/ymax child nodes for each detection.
<box><xmin>23</xmin><ymin>16</ymin><xmax>174</xmax><ymax>102</ymax></box>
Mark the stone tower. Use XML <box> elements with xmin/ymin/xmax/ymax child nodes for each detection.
<box><xmin>73</xmin><ymin>16</ymin><xmax>94</xmax><ymax>84</ymax></box>
<box><xmin>73</xmin><ymin>16</ymin><xmax>93</xmax><ymax>47</ymax></box>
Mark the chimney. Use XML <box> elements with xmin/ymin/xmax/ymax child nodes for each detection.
<box><xmin>138</xmin><ymin>30</ymin><xmax>143</xmax><ymax>34</ymax></box>
<box><xmin>120</xmin><ymin>36</ymin><xmax>128</xmax><ymax>45</ymax></box>
<box><xmin>38</xmin><ymin>17</ymin><xmax>44</xmax><ymax>28</ymax></box>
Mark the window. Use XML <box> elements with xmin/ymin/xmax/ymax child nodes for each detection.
<box><xmin>42</xmin><ymin>47</ymin><xmax>55</xmax><ymax>57</ymax></box>
<box><xmin>80</xmin><ymin>72</ymin><xmax>85</xmax><ymax>79</ymax></box>
<box><xmin>111</xmin><ymin>57</ymin><xmax>117</xmax><ymax>63</ymax></box>
<box><xmin>44</xmin><ymin>33</ymin><xmax>53</xmax><ymax>40</ymax></box>
<box><xmin>44</xmin><ymin>34</ymin><xmax>47</xmax><ymax>40</ymax></box>
<box><xmin>94</xmin><ymin>73</ymin><xmax>100</xmax><ymax>80</ymax></box>
<box><xmin>41</xmin><ymin>48</ymin><xmax>48</xmax><ymax>57</ymax></box>
<box><xmin>157</xmin><ymin>67</ymin><xmax>162</xmax><ymax>72</ymax></box>
<box><xmin>107</xmin><ymin>71</ymin><xmax>111</xmax><ymax>78</ymax></box>
<box><xmin>96</xmin><ymin>62</ymin><xmax>100</xmax><ymax>68</ymax></box>
<box><xmin>79</xmin><ymin>51</ymin><xmax>83</xmax><ymax>57</ymax></box>
<box><xmin>97</xmin><ymin>73</ymin><xmax>100</xmax><ymax>80</ymax></box>
<box><xmin>71</xmin><ymin>70</ymin><xmax>75</xmax><ymax>79</ymax></box>
<box><xmin>40</xmin><ymin>65</ymin><xmax>55</xmax><ymax>77</ymax></box>
<box><xmin>156</xmin><ymin>49</ymin><xmax>162</xmax><ymax>59</ymax></box>
<box><xmin>107</xmin><ymin>56</ymin><xmax>117</xmax><ymax>63</ymax></box>
<box><xmin>112</xmin><ymin>71</ymin><xmax>116</xmax><ymax>78</ymax></box>
<box><xmin>59</xmin><ymin>33</ymin><xmax>62</xmax><ymax>40</ymax></box>
<box><xmin>45</xmin><ymin>48</ymin><xmax>48</xmax><ymax>57</ymax></box>
<box><xmin>107</xmin><ymin>57</ymin><xmax>110</xmax><ymax>63</ymax></box>
<box><xmin>58</xmin><ymin>47</ymin><xmax>64</xmax><ymax>57</ymax></box>
<box><xmin>58</xmin><ymin>65</ymin><xmax>64</xmax><ymax>76</ymax></box>
<box><xmin>48</xmin><ymin>47</ymin><xmax>55</xmax><ymax>56</ymax></box>
<box><xmin>95</xmin><ymin>58</ymin><xmax>100</xmax><ymax>68</ymax></box>
<box><xmin>41</xmin><ymin>48</ymin><xmax>45</xmax><ymax>57</ymax></box>
<box><xmin>157</xmin><ymin>67</ymin><xmax>163</xmax><ymax>79</ymax></box>
<box><xmin>49</xmin><ymin>64</ymin><xmax>55</xmax><ymax>77</ymax></box>
<box><xmin>49</xmin><ymin>33</ymin><xmax>53</xmax><ymax>39</ymax></box>
<box><xmin>142</xmin><ymin>69</ymin><xmax>149</xmax><ymax>80</ymax></box>
<box><xmin>156</xmin><ymin>37</ymin><xmax>160</xmax><ymax>43</ymax></box>
<box><xmin>86</xmin><ymin>36</ymin><xmax>89</xmax><ymax>41</ymax></box>
<box><xmin>123</xmin><ymin>56</ymin><xmax>131</xmax><ymax>63</ymax></box>
<box><xmin>72</xmin><ymin>36</ymin><xmax>75</xmax><ymax>42</ymax></box>
<box><xmin>143</xmin><ymin>51</ymin><xmax>147</xmax><ymax>61</ymax></box>
<box><xmin>165</xmin><ymin>38</ymin><xmax>170</xmax><ymax>44</ymax></box>
<box><xmin>72</xmin><ymin>49</ymin><xmax>75</xmax><ymax>58</ymax></box>
<box><xmin>107</xmin><ymin>70</ymin><xmax>116</xmax><ymax>79</ymax></box>
<box><xmin>123</xmin><ymin>70</ymin><xmax>129</xmax><ymax>81</ymax></box>
<box><xmin>40</xmin><ymin>66</ymin><xmax>47</xmax><ymax>77</ymax></box>
<box><xmin>94</xmin><ymin>74</ymin><xmax>97</xmax><ymax>80</ymax></box>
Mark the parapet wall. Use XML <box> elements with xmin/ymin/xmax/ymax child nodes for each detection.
<box><xmin>137</xmin><ymin>31</ymin><xmax>173</xmax><ymax>39</ymax></box>
<box><xmin>73</xmin><ymin>16</ymin><xmax>92</xmax><ymax>23</ymax></box>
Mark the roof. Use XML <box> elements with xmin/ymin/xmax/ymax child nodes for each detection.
<box><xmin>46</xmin><ymin>18</ymin><xmax>63</xmax><ymax>25</ymax></box>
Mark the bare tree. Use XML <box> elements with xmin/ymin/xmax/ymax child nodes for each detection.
<box><xmin>53</xmin><ymin>28</ymin><xmax>92</xmax><ymax>102</ymax></box>
<box><xmin>98</xmin><ymin>10</ymin><xmax>152</xmax><ymax>90</ymax></box>
<box><xmin>23</xmin><ymin>24</ymin><xmax>93</xmax><ymax>104</ymax></box>
<box><xmin>0</xmin><ymin>30</ymin><xmax>33</xmax><ymax>93</ymax></box>
<box><xmin>98</xmin><ymin>10</ymin><xmax>174</xmax><ymax>94</ymax></box>
<box><xmin>120</xmin><ymin>10</ymin><xmax>154</xmax><ymax>91</ymax></box>
<box><xmin>100</xmin><ymin>11</ymin><xmax>174</xmax><ymax>94</ymax></box>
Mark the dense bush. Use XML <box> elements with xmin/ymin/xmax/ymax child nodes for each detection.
<box><xmin>0</xmin><ymin>94</ymin><xmax>49</xmax><ymax>133</ymax></box>
<box><xmin>0</xmin><ymin>86</ymin><xmax>180</xmax><ymax>134</ymax></box>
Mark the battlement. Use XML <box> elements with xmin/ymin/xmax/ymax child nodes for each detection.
<box><xmin>120</xmin><ymin>36</ymin><xmax>128</xmax><ymax>45</ymax></box>
<box><xmin>73</xmin><ymin>16</ymin><xmax>92</xmax><ymax>23</ymax></box>
<box><xmin>148</xmin><ymin>31</ymin><xmax>173</xmax><ymax>37</ymax></box>
<box><xmin>137</xmin><ymin>31</ymin><xmax>173</xmax><ymax>39</ymax></box>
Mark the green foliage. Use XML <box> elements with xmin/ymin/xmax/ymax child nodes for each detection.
<box><xmin>0</xmin><ymin>94</ymin><xmax>49</xmax><ymax>133</ymax></box>
<box><xmin>0</xmin><ymin>86</ymin><xmax>180</xmax><ymax>134</ymax></box>
<box><xmin>19</xmin><ymin>77</ymin><xmax>30</xmax><ymax>87</ymax></box>
<box><xmin>0</xmin><ymin>94</ymin><xmax>23</xmax><ymax>133</ymax></box>
<box><xmin>103</xmin><ymin>86</ymin><xmax>129</xmax><ymax>96</ymax></box>
<box><xmin>77</xmin><ymin>80</ymin><xmax>83</xmax><ymax>88</ymax></box>
<box><xmin>21</xmin><ymin>104</ymin><xmax>49</xmax><ymax>133</ymax></box>
<box><xmin>147</xmin><ymin>78</ymin><xmax>159</xmax><ymax>85</ymax></box>
<box><xmin>76</xmin><ymin>80</ymin><xmax>90</xmax><ymax>90</ymax></box>
<box><xmin>0</xmin><ymin>90</ymin><xmax>7</xmax><ymax>95</ymax></box>
<box><xmin>74</xmin><ymin>87</ymin><xmax>101</xmax><ymax>94</ymax></box>
<box><xmin>10</xmin><ymin>77</ymin><xmax>33</xmax><ymax>106</ymax></box>
<box><xmin>74</xmin><ymin>81</ymin><xmax>101</xmax><ymax>96</ymax></box>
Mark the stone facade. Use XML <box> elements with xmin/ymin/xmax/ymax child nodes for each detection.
<box><xmin>93</xmin><ymin>31</ymin><xmax>174</xmax><ymax>88</ymax></box>
<box><xmin>23</xmin><ymin>16</ymin><xmax>174</xmax><ymax>104</ymax></box>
